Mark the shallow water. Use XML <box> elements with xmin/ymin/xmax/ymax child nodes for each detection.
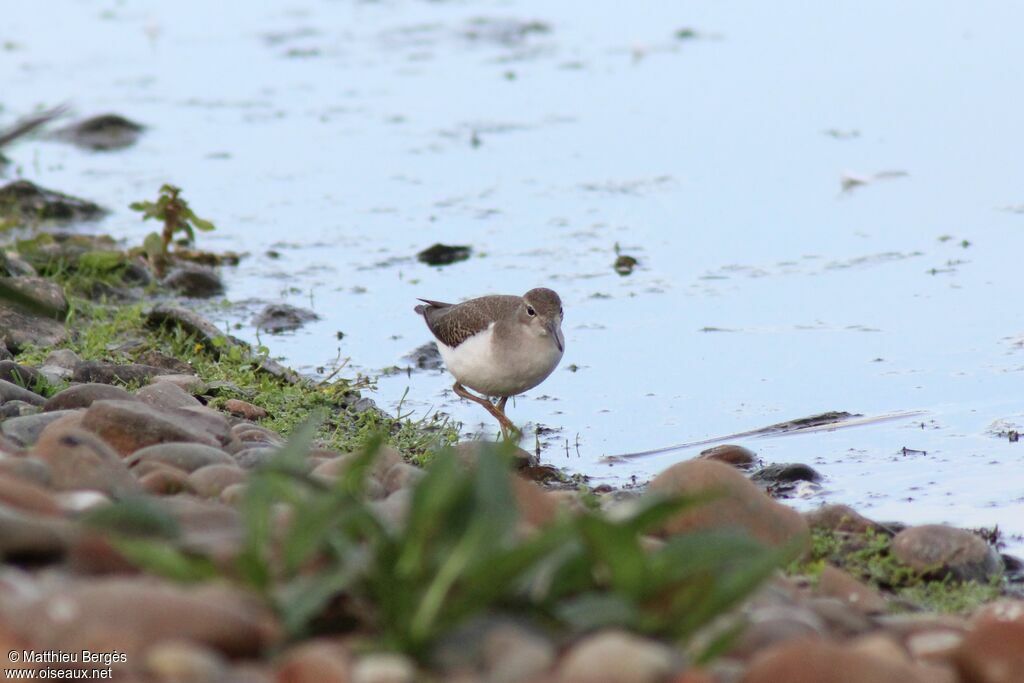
<box><xmin>3</xmin><ymin>1</ymin><xmax>1024</xmax><ymax>548</ymax></box>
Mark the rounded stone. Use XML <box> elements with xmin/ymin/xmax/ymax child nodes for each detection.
<box><xmin>698</xmin><ymin>444</ymin><xmax>757</xmax><ymax>469</ymax></box>
<box><xmin>136</xmin><ymin>382</ymin><xmax>203</xmax><ymax>410</ymax></box>
<box><xmin>128</xmin><ymin>442</ymin><xmax>234</xmax><ymax>473</ymax></box>
<box><xmin>275</xmin><ymin>640</ymin><xmax>351</xmax><ymax>683</ymax></box>
<box><xmin>891</xmin><ymin>524</ymin><xmax>1003</xmax><ymax>582</ymax></box>
<box><xmin>557</xmin><ymin>630</ymin><xmax>677</xmax><ymax>683</ymax></box>
<box><xmin>223</xmin><ymin>399</ymin><xmax>268</xmax><ymax>420</ymax></box>
<box><xmin>647</xmin><ymin>459</ymin><xmax>809</xmax><ymax>549</ymax></box>
<box><xmin>32</xmin><ymin>426</ymin><xmax>139</xmax><ymax>497</ymax></box>
<box><xmin>43</xmin><ymin>383</ymin><xmax>135</xmax><ymax>412</ymax></box>
<box><xmin>187</xmin><ymin>464</ymin><xmax>247</xmax><ymax>499</ymax></box>
<box><xmin>351</xmin><ymin>653</ymin><xmax>416</xmax><ymax>683</ymax></box>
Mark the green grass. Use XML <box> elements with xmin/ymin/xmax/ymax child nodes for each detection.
<box><xmin>14</xmin><ymin>298</ymin><xmax>458</xmax><ymax>460</ymax></box>
<box><xmin>795</xmin><ymin>528</ymin><xmax>1002</xmax><ymax>614</ymax></box>
<box><xmin>91</xmin><ymin>432</ymin><xmax>792</xmax><ymax>663</ymax></box>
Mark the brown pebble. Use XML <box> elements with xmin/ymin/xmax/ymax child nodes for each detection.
<box><xmin>140</xmin><ymin>467</ymin><xmax>194</xmax><ymax>496</ymax></box>
<box><xmin>0</xmin><ymin>471</ymin><xmax>61</xmax><ymax>516</ymax></box>
<box><xmin>275</xmin><ymin>639</ymin><xmax>351</xmax><ymax>683</ymax></box>
<box><xmin>187</xmin><ymin>464</ymin><xmax>247</xmax><ymax>499</ymax></box>
<box><xmin>224</xmin><ymin>399</ymin><xmax>268</xmax><ymax>420</ymax></box>
<box><xmin>698</xmin><ymin>443</ymin><xmax>757</xmax><ymax>469</ymax></box>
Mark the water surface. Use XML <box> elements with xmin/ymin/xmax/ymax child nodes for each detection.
<box><xmin>3</xmin><ymin>1</ymin><xmax>1024</xmax><ymax>546</ymax></box>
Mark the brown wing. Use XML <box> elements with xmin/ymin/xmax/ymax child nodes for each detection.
<box><xmin>415</xmin><ymin>295</ymin><xmax>520</xmax><ymax>348</ymax></box>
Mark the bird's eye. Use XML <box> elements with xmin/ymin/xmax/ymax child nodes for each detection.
<box><xmin>526</xmin><ymin>306</ymin><xmax>536</xmax><ymax>317</ymax></box>
<box><xmin>559</xmin><ymin>307</ymin><xmax>563</xmax><ymax>317</ymax></box>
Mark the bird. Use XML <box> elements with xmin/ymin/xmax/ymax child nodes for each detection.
<box><xmin>415</xmin><ymin>287</ymin><xmax>565</xmax><ymax>437</ymax></box>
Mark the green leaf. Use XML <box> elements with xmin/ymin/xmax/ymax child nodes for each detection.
<box><xmin>190</xmin><ymin>216</ymin><xmax>216</xmax><ymax>232</ymax></box>
<box><xmin>556</xmin><ymin>592</ymin><xmax>640</xmax><ymax>632</ymax></box>
<box><xmin>112</xmin><ymin>537</ymin><xmax>219</xmax><ymax>582</ymax></box>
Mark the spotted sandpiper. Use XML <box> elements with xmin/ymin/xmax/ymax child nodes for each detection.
<box><xmin>415</xmin><ymin>288</ymin><xmax>565</xmax><ymax>436</ymax></box>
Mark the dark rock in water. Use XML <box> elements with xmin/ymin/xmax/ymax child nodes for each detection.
<box><xmin>72</xmin><ymin>361</ymin><xmax>166</xmax><ymax>386</ymax></box>
<box><xmin>55</xmin><ymin>113</ymin><xmax>144</xmax><ymax>151</ymax></box>
<box><xmin>752</xmin><ymin>463</ymin><xmax>822</xmax><ymax>484</ymax></box>
<box><xmin>891</xmin><ymin>524</ymin><xmax>1003</xmax><ymax>583</ymax></box>
<box><xmin>162</xmin><ymin>263</ymin><xmax>224</xmax><ymax>298</ymax></box>
<box><xmin>0</xmin><ymin>277</ymin><xmax>69</xmax><ymax>352</ymax></box>
<box><xmin>403</xmin><ymin>342</ymin><xmax>443</xmax><ymax>371</ymax></box>
<box><xmin>0</xmin><ymin>379</ymin><xmax>45</xmax><ymax>406</ymax></box>
<box><xmin>698</xmin><ymin>444</ymin><xmax>757</xmax><ymax>469</ymax></box>
<box><xmin>0</xmin><ymin>180</ymin><xmax>106</xmax><ymax>225</ymax></box>
<box><xmin>417</xmin><ymin>243</ymin><xmax>471</xmax><ymax>266</ymax></box>
<box><xmin>751</xmin><ymin>462</ymin><xmax>822</xmax><ymax>498</ymax></box>
<box><xmin>253</xmin><ymin>303</ymin><xmax>318</xmax><ymax>333</ymax></box>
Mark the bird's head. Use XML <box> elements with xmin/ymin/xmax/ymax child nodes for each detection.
<box><xmin>519</xmin><ymin>287</ymin><xmax>564</xmax><ymax>351</ymax></box>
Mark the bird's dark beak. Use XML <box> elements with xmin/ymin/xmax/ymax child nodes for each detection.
<box><xmin>546</xmin><ymin>319</ymin><xmax>563</xmax><ymax>351</ymax></box>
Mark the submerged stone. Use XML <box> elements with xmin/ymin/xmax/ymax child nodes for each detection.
<box><xmin>55</xmin><ymin>113</ymin><xmax>145</xmax><ymax>151</ymax></box>
<box><xmin>0</xmin><ymin>180</ymin><xmax>105</xmax><ymax>226</ymax></box>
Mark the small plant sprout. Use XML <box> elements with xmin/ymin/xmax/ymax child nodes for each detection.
<box><xmin>130</xmin><ymin>184</ymin><xmax>215</xmax><ymax>270</ymax></box>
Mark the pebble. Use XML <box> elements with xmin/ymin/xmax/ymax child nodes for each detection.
<box><xmin>803</xmin><ymin>504</ymin><xmax>887</xmax><ymax>534</ymax></box>
<box><xmin>223</xmin><ymin>398</ymin><xmax>267</xmax><ymax>420</ymax></box>
<box><xmin>556</xmin><ymin>630</ymin><xmax>677</xmax><ymax>683</ymax></box>
<box><xmin>275</xmin><ymin>640</ymin><xmax>352</xmax><ymax>683</ymax></box>
<box><xmin>0</xmin><ymin>400</ymin><xmax>40</xmax><ymax>418</ymax></box>
<box><xmin>72</xmin><ymin>360</ymin><xmax>167</xmax><ymax>385</ymax></box>
<box><xmin>729</xmin><ymin>605</ymin><xmax>825</xmax><ymax>660</ymax></box>
<box><xmin>43</xmin><ymin>348</ymin><xmax>81</xmax><ymax>370</ymax></box>
<box><xmin>33</xmin><ymin>426</ymin><xmax>139</xmax><ymax>497</ymax></box>
<box><xmin>0</xmin><ymin>503</ymin><xmax>77</xmax><ymax>561</ymax></box>
<box><xmin>816</xmin><ymin>565</ymin><xmax>888</xmax><ymax>615</ymax></box>
<box><xmin>0</xmin><ymin>472</ymin><xmax>60</xmax><ymax>516</ymax></box>
<box><xmin>0</xmin><ymin>360</ymin><xmax>45</xmax><ymax>388</ymax></box>
<box><xmin>0</xmin><ymin>276</ymin><xmax>69</xmax><ymax>351</ymax></box>
<box><xmin>162</xmin><ymin>263</ymin><xmax>225</xmax><ymax>298</ymax></box>
<box><xmin>891</xmin><ymin>524</ymin><xmax>1003</xmax><ymax>582</ymax></box>
<box><xmin>144</xmin><ymin>640</ymin><xmax>228</xmax><ymax>683</ymax></box>
<box><xmin>943</xmin><ymin>599</ymin><xmax>1024</xmax><ymax>683</ymax></box>
<box><xmin>232</xmin><ymin>446</ymin><xmax>279</xmax><ymax>469</ymax></box>
<box><xmin>140</xmin><ymin>467</ymin><xmax>194</xmax><ymax>495</ymax></box>
<box><xmin>1</xmin><ymin>409</ymin><xmax>79</xmax><ymax>446</ymax></box>
<box><xmin>0</xmin><ymin>379</ymin><xmax>44</xmax><ymax>406</ymax></box>
<box><xmin>129</xmin><ymin>442</ymin><xmax>236</xmax><ymax>472</ymax></box>
<box><xmin>253</xmin><ymin>303</ymin><xmax>319</xmax><ymax>333</ymax></box>
<box><xmin>351</xmin><ymin>653</ymin><xmax>416</xmax><ymax>683</ymax></box>
<box><xmin>80</xmin><ymin>399</ymin><xmax>221</xmax><ymax>455</ymax></box>
<box><xmin>151</xmin><ymin>374</ymin><xmax>207</xmax><ymax>394</ymax></box>
<box><xmin>751</xmin><ymin>462</ymin><xmax>822</xmax><ymax>485</ymax></box>
<box><xmin>56</xmin><ymin>113</ymin><xmax>145</xmax><ymax>151</ymax></box>
<box><xmin>187</xmin><ymin>464</ymin><xmax>247</xmax><ymax>498</ymax></box>
<box><xmin>0</xmin><ymin>456</ymin><xmax>51</xmax><ymax>486</ymax></box>
<box><xmin>10</xmin><ymin>577</ymin><xmax>280</xmax><ymax>658</ymax></box>
<box><xmin>647</xmin><ymin>459</ymin><xmax>809</xmax><ymax>548</ymax></box>
<box><xmin>743</xmin><ymin>637</ymin><xmax>936</xmax><ymax>683</ymax></box>
<box><xmin>482</xmin><ymin>622</ymin><xmax>556</xmax><ymax>683</ymax></box>
<box><xmin>697</xmin><ymin>444</ymin><xmax>757</xmax><ymax>469</ymax></box>
<box><xmin>136</xmin><ymin>381</ymin><xmax>203</xmax><ymax>410</ymax></box>
<box><xmin>43</xmin><ymin>383</ymin><xmax>136</xmax><ymax>411</ymax></box>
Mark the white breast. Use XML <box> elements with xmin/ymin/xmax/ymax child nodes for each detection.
<box><xmin>437</xmin><ymin>323</ymin><xmax>563</xmax><ymax>397</ymax></box>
